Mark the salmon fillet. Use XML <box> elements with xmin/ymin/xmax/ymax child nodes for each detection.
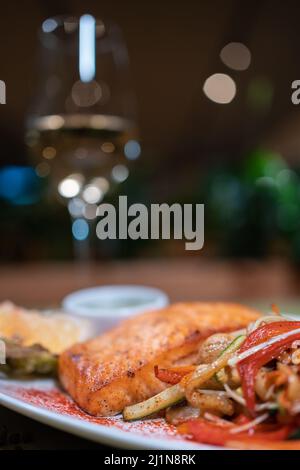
<box><xmin>59</xmin><ymin>302</ymin><xmax>260</xmax><ymax>416</ymax></box>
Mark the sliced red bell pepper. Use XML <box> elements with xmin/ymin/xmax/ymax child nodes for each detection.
<box><xmin>240</xmin><ymin>321</ymin><xmax>300</xmax><ymax>351</ymax></box>
<box><xmin>237</xmin><ymin>321</ymin><xmax>300</xmax><ymax>413</ymax></box>
<box><xmin>178</xmin><ymin>418</ymin><xmax>291</xmax><ymax>447</ymax></box>
<box><xmin>154</xmin><ymin>365</ymin><xmax>195</xmax><ymax>384</ymax></box>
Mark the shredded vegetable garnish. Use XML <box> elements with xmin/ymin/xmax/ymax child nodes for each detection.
<box><xmin>265</xmin><ymin>384</ymin><xmax>275</xmax><ymax>400</ymax></box>
<box><xmin>228</xmin><ymin>327</ymin><xmax>300</xmax><ymax>367</ymax></box>
<box><xmin>223</xmin><ymin>384</ymin><xmax>277</xmax><ymax>411</ymax></box>
<box><xmin>224</xmin><ymin>384</ymin><xmax>246</xmax><ymax>406</ymax></box>
<box><xmin>196</xmin><ymin>389</ymin><xmax>227</xmax><ymax>396</ymax></box>
<box><xmin>256</xmin><ymin>402</ymin><xmax>278</xmax><ymax>411</ymax></box>
<box><xmin>203</xmin><ymin>412</ymin><xmax>233</xmax><ymax>427</ymax></box>
<box><xmin>229</xmin><ymin>413</ymin><xmax>269</xmax><ymax>434</ymax></box>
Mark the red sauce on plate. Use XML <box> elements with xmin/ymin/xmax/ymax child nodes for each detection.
<box><xmin>0</xmin><ymin>384</ymin><xmax>181</xmax><ymax>440</ymax></box>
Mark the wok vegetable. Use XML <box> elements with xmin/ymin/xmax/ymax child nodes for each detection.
<box><xmin>215</xmin><ymin>335</ymin><xmax>245</xmax><ymax>384</ymax></box>
<box><xmin>123</xmin><ymin>382</ymin><xmax>184</xmax><ymax>421</ymax></box>
<box><xmin>123</xmin><ymin>314</ymin><xmax>300</xmax><ymax>448</ymax></box>
<box><xmin>185</xmin><ymin>335</ymin><xmax>245</xmax><ymax>392</ymax></box>
<box><xmin>123</xmin><ymin>335</ymin><xmax>245</xmax><ymax>421</ymax></box>
<box><xmin>178</xmin><ymin>417</ymin><xmax>292</xmax><ymax>447</ymax></box>
<box><xmin>154</xmin><ymin>365</ymin><xmax>196</xmax><ymax>385</ymax></box>
<box><xmin>235</xmin><ymin>323</ymin><xmax>300</xmax><ymax>413</ymax></box>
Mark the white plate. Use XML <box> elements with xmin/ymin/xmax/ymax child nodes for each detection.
<box><xmin>0</xmin><ymin>377</ymin><xmax>217</xmax><ymax>450</ymax></box>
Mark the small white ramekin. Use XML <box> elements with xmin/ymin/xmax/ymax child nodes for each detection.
<box><xmin>62</xmin><ymin>285</ymin><xmax>169</xmax><ymax>335</ymax></box>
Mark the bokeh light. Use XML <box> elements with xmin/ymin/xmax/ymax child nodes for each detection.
<box><xmin>0</xmin><ymin>166</ymin><xmax>41</xmax><ymax>205</ymax></box>
<box><xmin>42</xmin><ymin>146</ymin><xmax>56</xmax><ymax>159</ymax></box>
<box><xmin>68</xmin><ymin>198</ymin><xmax>85</xmax><ymax>217</ymax></box>
<box><xmin>203</xmin><ymin>73</ymin><xmax>236</xmax><ymax>104</ymax></box>
<box><xmin>42</xmin><ymin>18</ymin><xmax>58</xmax><ymax>33</ymax></box>
<box><xmin>101</xmin><ymin>142</ymin><xmax>115</xmax><ymax>153</ymax></box>
<box><xmin>84</xmin><ymin>204</ymin><xmax>98</xmax><ymax>220</ymax></box>
<box><xmin>35</xmin><ymin>162</ymin><xmax>50</xmax><ymax>177</ymax></box>
<box><xmin>247</xmin><ymin>77</ymin><xmax>273</xmax><ymax>112</ymax></box>
<box><xmin>72</xmin><ymin>218</ymin><xmax>89</xmax><ymax>241</ymax></box>
<box><xmin>71</xmin><ymin>80</ymin><xmax>102</xmax><ymax>107</ymax></box>
<box><xmin>58</xmin><ymin>174</ymin><xmax>83</xmax><ymax>198</ymax></box>
<box><xmin>82</xmin><ymin>184</ymin><xmax>103</xmax><ymax>204</ymax></box>
<box><xmin>37</xmin><ymin>115</ymin><xmax>64</xmax><ymax>130</ymax></box>
<box><xmin>124</xmin><ymin>140</ymin><xmax>141</xmax><ymax>160</ymax></box>
<box><xmin>111</xmin><ymin>165</ymin><xmax>129</xmax><ymax>183</ymax></box>
<box><xmin>220</xmin><ymin>42</ymin><xmax>251</xmax><ymax>71</ymax></box>
<box><xmin>91</xmin><ymin>177</ymin><xmax>110</xmax><ymax>193</ymax></box>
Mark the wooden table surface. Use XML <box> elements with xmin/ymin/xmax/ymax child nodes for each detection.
<box><xmin>1</xmin><ymin>258</ymin><xmax>299</xmax><ymax>307</ymax></box>
<box><xmin>1</xmin><ymin>257</ymin><xmax>300</xmax><ymax>449</ymax></box>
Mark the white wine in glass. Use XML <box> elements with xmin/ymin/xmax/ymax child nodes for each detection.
<box><xmin>26</xmin><ymin>15</ymin><xmax>140</xmax><ymax>259</ymax></box>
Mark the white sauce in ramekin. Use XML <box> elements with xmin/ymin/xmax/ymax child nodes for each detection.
<box><xmin>62</xmin><ymin>285</ymin><xmax>169</xmax><ymax>335</ymax></box>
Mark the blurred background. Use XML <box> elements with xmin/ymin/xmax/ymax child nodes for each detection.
<box><xmin>2</xmin><ymin>1</ymin><xmax>300</xmax><ymax>449</ymax></box>
<box><xmin>2</xmin><ymin>0</ymin><xmax>300</xmax><ymax>304</ymax></box>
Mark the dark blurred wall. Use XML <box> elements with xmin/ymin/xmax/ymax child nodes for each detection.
<box><xmin>2</xmin><ymin>0</ymin><xmax>300</xmax><ymax>262</ymax></box>
<box><xmin>1</xmin><ymin>0</ymin><xmax>300</xmax><ymax>171</ymax></box>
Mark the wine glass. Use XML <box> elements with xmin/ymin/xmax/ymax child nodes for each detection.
<box><xmin>25</xmin><ymin>15</ymin><xmax>140</xmax><ymax>259</ymax></box>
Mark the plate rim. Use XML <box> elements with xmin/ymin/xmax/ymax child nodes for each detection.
<box><xmin>0</xmin><ymin>384</ymin><xmax>219</xmax><ymax>450</ymax></box>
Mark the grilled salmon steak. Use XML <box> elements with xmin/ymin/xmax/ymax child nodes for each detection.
<box><xmin>59</xmin><ymin>302</ymin><xmax>260</xmax><ymax>416</ymax></box>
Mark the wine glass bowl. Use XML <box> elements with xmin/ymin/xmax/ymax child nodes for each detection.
<box><xmin>26</xmin><ymin>15</ymin><xmax>139</xmax><ymax>206</ymax></box>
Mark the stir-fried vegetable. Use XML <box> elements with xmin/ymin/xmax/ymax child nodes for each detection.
<box><xmin>215</xmin><ymin>335</ymin><xmax>246</xmax><ymax>384</ymax></box>
<box><xmin>178</xmin><ymin>417</ymin><xmax>292</xmax><ymax>447</ymax></box>
<box><xmin>185</xmin><ymin>335</ymin><xmax>245</xmax><ymax>392</ymax></box>
<box><xmin>123</xmin><ymin>335</ymin><xmax>245</xmax><ymax>421</ymax></box>
<box><xmin>186</xmin><ymin>388</ymin><xmax>234</xmax><ymax>415</ymax></box>
<box><xmin>154</xmin><ymin>365</ymin><xmax>196</xmax><ymax>385</ymax></box>
<box><xmin>197</xmin><ymin>333</ymin><xmax>234</xmax><ymax>364</ymax></box>
<box><xmin>123</xmin><ymin>382</ymin><xmax>184</xmax><ymax>421</ymax></box>
<box><xmin>122</xmin><ymin>312</ymin><xmax>300</xmax><ymax>448</ymax></box>
<box><xmin>235</xmin><ymin>323</ymin><xmax>300</xmax><ymax>413</ymax></box>
<box><xmin>165</xmin><ymin>405</ymin><xmax>200</xmax><ymax>425</ymax></box>
<box><xmin>241</xmin><ymin>321</ymin><xmax>300</xmax><ymax>351</ymax></box>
